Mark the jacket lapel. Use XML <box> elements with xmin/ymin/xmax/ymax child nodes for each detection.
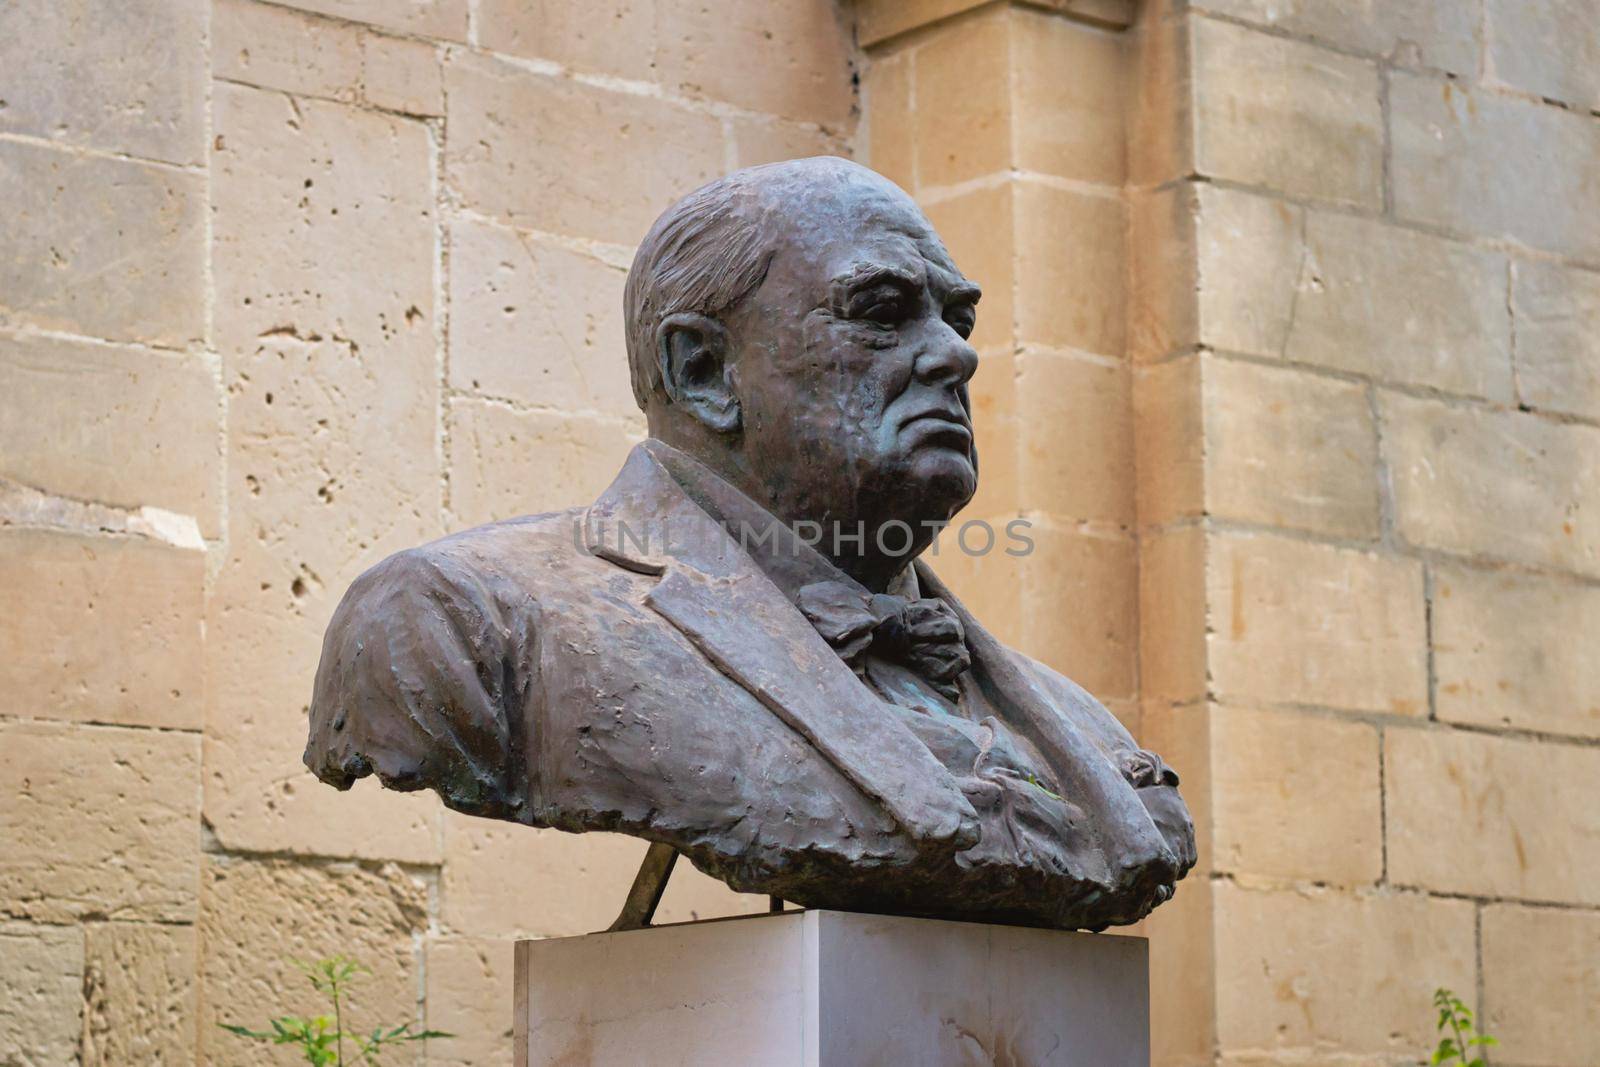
<box><xmin>584</xmin><ymin>443</ymin><xmax>975</xmax><ymax>845</ymax></box>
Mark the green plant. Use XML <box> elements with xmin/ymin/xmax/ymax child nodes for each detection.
<box><xmin>220</xmin><ymin>955</ymin><xmax>450</xmax><ymax>1066</ymax></box>
<box><xmin>1430</xmin><ymin>987</ymin><xmax>1497</xmax><ymax>1066</ymax></box>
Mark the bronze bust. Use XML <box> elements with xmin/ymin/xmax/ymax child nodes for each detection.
<box><xmin>305</xmin><ymin>157</ymin><xmax>1194</xmax><ymax>931</ymax></box>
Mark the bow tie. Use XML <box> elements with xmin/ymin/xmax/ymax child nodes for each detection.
<box><xmin>795</xmin><ymin>580</ymin><xmax>972</xmax><ymax>701</ymax></box>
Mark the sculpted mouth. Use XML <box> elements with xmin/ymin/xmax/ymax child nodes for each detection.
<box><xmin>901</xmin><ymin>411</ymin><xmax>973</xmax><ymax>445</ymax></box>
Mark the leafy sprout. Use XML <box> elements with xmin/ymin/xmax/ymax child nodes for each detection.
<box><xmin>220</xmin><ymin>955</ymin><xmax>450</xmax><ymax>1066</ymax></box>
<box><xmin>1430</xmin><ymin>987</ymin><xmax>1497</xmax><ymax>1067</ymax></box>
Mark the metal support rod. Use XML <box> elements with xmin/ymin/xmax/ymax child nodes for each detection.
<box><xmin>606</xmin><ymin>841</ymin><xmax>679</xmax><ymax>932</ymax></box>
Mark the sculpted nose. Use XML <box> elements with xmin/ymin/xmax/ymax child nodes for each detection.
<box><xmin>914</xmin><ymin>326</ymin><xmax>979</xmax><ymax>388</ymax></box>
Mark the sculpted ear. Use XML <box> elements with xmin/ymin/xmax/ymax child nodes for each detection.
<box><xmin>657</xmin><ymin>312</ymin><xmax>740</xmax><ymax>434</ymax></box>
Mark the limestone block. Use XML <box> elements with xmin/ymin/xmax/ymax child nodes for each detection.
<box><xmin>82</xmin><ymin>923</ymin><xmax>198</xmax><ymax>1067</ymax></box>
<box><xmin>1487</xmin><ymin>0</ymin><xmax>1600</xmax><ymax>111</ymax></box>
<box><xmin>1209</xmin><ymin>705</ymin><xmax>1382</xmax><ymax>886</ymax></box>
<box><xmin>1392</xmin><ymin>72</ymin><xmax>1600</xmax><ymax>261</ymax></box>
<box><xmin>1213</xmin><ymin>883</ymin><xmax>1475</xmax><ymax>1058</ymax></box>
<box><xmin>446</xmin><ymin>400</ymin><xmax>642</xmax><ymax>528</ymax></box>
<box><xmin>213</xmin><ymin>0</ymin><xmax>363</xmax><ymax>101</ymax></box>
<box><xmin>1512</xmin><ymin>259</ymin><xmax>1600</xmax><ymax>421</ymax></box>
<box><xmin>0</xmin><ymin>721</ymin><xmax>200</xmax><ymax>923</ymax></box>
<box><xmin>1482</xmin><ymin>903</ymin><xmax>1600</xmax><ymax>1067</ymax></box>
<box><xmin>1128</xmin><ymin>185</ymin><xmax>1198</xmax><ymax>363</ymax></box>
<box><xmin>912</xmin><ymin>8</ymin><xmax>1012</xmax><ymax>189</ymax></box>
<box><xmin>860</xmin><ymin>50</ymin><xmax>915</xmax><ymax>192</ymax></box>
<box><xmin>0</xmin><ymin>141</ymin><xmax>204</xmax><ymax>347</ymax></box>
<box><xmin>1143</xmin><ymin>874</ymin><xmax>1214</xmax><ymax>1067</ymax></box>
<box><xmin>1138</xmin><ymin>525</ymin><xmax>1207</xmax><ymax>706</ymax></box>
<box><xmin>477</xmin><ymin>0</ymin><xmax>655</xmax><ymax>80</ymax></box>
<box><xmin>1191</xmin><ymin>17</ymin><xmax>1383</xmax><ymax>209</ymax></box>
<box><xmin>1011</xmin><ymin>6</ymin><xmax>1126</xmax><ymax>187</ymax></box>
<box><xmin>198</xmin><ymin>856</ymin><xmax>429</xmax><ymax>1067</ymax></box>
<box><xmin>1017</xmin><ymin>522</ymin><xmax>1138</xmax><ymax>701</ymax></box>
<box><xmin>1198</xmin><ymin>0</ymin><xmax>1476</xmax><ymax>75</ymax></box>
<box><xmin>1015</xmin><ymin>182</ymin><xmax>1126</xmax><ymax>357</ymax></box>
<box><xmin>425</xmin><ymin>937</ymin><xmax>513</xmax><ymax>1067</ymax></box>
<box><xmin>1193</xmin><ymin>187</ymin><xmax>1513</xmax><ymax>399</ymax></box>
<box><xmin>362</xmin><ymin>33</ymin><xmax>443</xmax><ymax>116</ymax></box>
<box><xmin>0</xmin><ymin>923</ymin><xmax>83</xmax><ymax>1067</ymax></box>
<box><xmin>207</xmin><ymin>82</ymin><xmax>443</xmax><ymax>862</ymax></box>
<box><xmin>1127</xmin><ymin>16</ymin><xmax>1192</xmax><ymax>189</ymax></box>
<box><xmin>0</xmin><ymin>334</ymin><xmax>220</xmax><ymax>537</ymax></box>
<box><xmin>270</xmin><ymin>0</ymin><xmax>467</xmax><ymax>41</ymax></box>
<box><xmin>1202</xmin><ymin>356</ymin><xmax>1381</xmax><ymax>539</ymax></box>
<box><xmin>655</xmin><ymin>0</ymin><xmax>854</xmax><ymax>127</ymax></box>
<box><xmin>444</xmin><ymin>52</ymin><xmax>724</xmax><ymax>246</ymax></box>
<box><xmin>1387</xmin><ymin>728</ymin><xmax>1600</xmax><ymax>905</ymax></box>
<box><xmin>1382</xmin><ymin>392</ymin><xmax>1600</xmax><ymax>578</ymax></box>
<box><xmin>448</xmin><ymin>217</ymin><xmax>634</xmax><ymax>418</ymax></box>
<box><xmin>729</xmin><ymin>115</ymin><xmax>848</xmax><ymax>170</ymax></box>
<box><xmin>923</xmin><ymin>183</ymin><xmax>1015</xmax><ymax>353</ymax></box>
<box><xmin>441</xmin><ymin>815</ymin><xmax>766</xmax><ymax>940</ymax></box>
<box><xmin>1434</xmin><ymin>565</ymin><xmax>1600</xmax><ymax>740</ymax></box>
<box><xmin>1207</xmin><ymin>532</ymin><xmax>1428</xmax><ymax>715</ymax></box>
<box><xmin>0</xmin><ymin>0</ymin><xmax>206</xmax><ymax>164</ymax></box>
<box><xmin>856</xmin><ymin>0</ymin><xmax>992</xmax><ymax>46</ymax></box>
<box><xmin>1133</xmin><ymin>354</ymin><xmax>1203</xmax><ymax>529</ymax></box>
<box><xmin>0</xmin><ymin>528</ymin><xmax>203</xmax><ymax>730</ymax></box>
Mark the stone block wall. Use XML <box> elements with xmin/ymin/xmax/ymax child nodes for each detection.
<box><xmin>1</xmin><ymin>2</ymin><xmax>851</xmax><ymax>1062</ymax></box>
<box><xmin>1127</xmin><ymin>3</ymin><xmax>1600</xmax><ymax>1066</ymax></box>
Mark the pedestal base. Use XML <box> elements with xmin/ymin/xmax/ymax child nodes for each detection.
<box><xmin>514</xmin><ymin>909</ymin><xmax>1149</xmax><ymax>1066</ymax></box>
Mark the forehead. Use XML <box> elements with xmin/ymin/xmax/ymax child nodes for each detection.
<box><xmin>768</xmin><ymin>183</ymin><xmax>971</xmax><ymax>295</ymax></box>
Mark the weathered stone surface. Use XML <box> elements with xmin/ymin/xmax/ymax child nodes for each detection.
<box><xmin>82</xmin><ymin>923</ymin><xmax>197</xmax><ymax>1067</ymax></box>
<box><xmin>1192</xmin><ymin>186</ymin><xmax>1512</xmax><ymax>399</ymax></box>
<box><xmin>0</xmin><ymin>0</ymin><xmax>206</xmax><ymax>164</ymax></box>
<box><xmin>441</xmin><ymin>815</ymin><xmax>766</xmax><ymax>940</ymax></box>
<box><xmin>361</xmin><ymin>33</ymin><xmax>443</xmax><ymax>116</ymax></box>
<box><xmin>198</xmin><ymin>856</ymin><xmax>428</xmax><ymax>1067</ymax></box>
<box><xmin>1011</xmin><ymin>5</ymin><xmax>1126</xmax><ymax>187</ymax></box>
<box><xmin>1434</xmin><ymin>565</ymin><xmax>1600</xmax><ymax>739</ymax></box>
<box><xmin>1486</xmin><ymin>0</ymin><xmax>1600</xmax><ymax>111</ymax></box>
<box><xmin>1209</xmin><ymin>705</ymin><xmax>1382</xmax><ymax>886</ymax></box>
<box><xmin>1387</xmin><ymin>728</ymin><xmax>1600</xmax><ymax>904</ymax></box>
<box><xmin>0</xmin><ymin>721</ymin><xmax>200</xmax><ymax>923</ymax></box>
<box><xmin>448</xmin><ymin>217</ymin><xmax>634</xmax><ymax>417</ymax></box>
<box><xmin>654</xmin><ymin>0</ymin><xmax>854</xmax><ymax>126</ymax></box>
<box><xmin>446</xmin><ymin>399</ymin><xmax>641</xmax><ymax>528</ymax></box>
<box><xmin>477</xmin><ymin>0</ymin><xmax>655</xmax><ymax>80</ymax></box>
<box><xmin>213</xmin><ymin>0</ymin><xmax>363</xmax><ymax>101</ymax></box>
<box><xmin>444</xmin><ymin>51</ymin><xmax>724</xmax><ymax>246</ymax></box>
<box><xmin>1203</xmin><ymin>356</ymin><xmax>1381</xmax><ymax>539</ymax></box>
<box><xmin>1139</xmin><ymin>525</ymin><xmax>1207</xmax><ymax>706</ymax></box>
<box><xmin>0</xmin><ymin>923</ymin><xmax>83</xmax><ymax>1067</ymax></box>
<box><xmin>207</xmin><ymin>82</ymin><xmax>443</xmax><ymax>862</ymax></box>
<box><xmin>1207</xmin><ymin>532</ymin><xmax>1428</xmax><ymax>715</ymax></box>
<box><xmin>729</xmin><ymin>115</ymin><xmax>848</xmax><ymax>170</ymax></box>
<box><xmin>1191</xmin><ymin>17</ymin><xmax>1383</xmax><ymax>208</ymax></box>
<box><xmin>424</xmin><ymin>937</ymin><xmax>512</xmax><ymax>1067</ymax></box>
<box><xmin>1022</xmin><ymin>524</ymin><xmax>1139</xmax><ymax>701</ymax></box>
<box><xmin>0</xmin><ymin>141</ymin><xmax>204</xmax><ymax>347</ymax></box>
<box><xmin>0</xmin><ymin>333</ymin><xmax>220</xmax><ymax>537</ymax></box>
<box><xmin>1199</xmin><ymin>0</ymin><xmax>1476</xmax><ymax>74</ymax></box>
<box><xmin>912</xmin><ymin>7</ymin><xmax>1011</xmax><ymax>189</ymax></box>
<box><xmin>1133</xmin><ymin>353</ymin><xmax>1203</xmax><ymax>529</ymax></box>
<box><xmin>1482</xmin><ymin>903</ymin><xmax>1600</xmax><ymax>1067</ymax></box>
<box><xmin>1513</xmin><ymin>259</ymin><xmax>1600</xmax><ymax>421</ymax></box>
<box><xmin>1391</xmin><ymin>72</ymin><xmax>1600</xmax><ymax>261</ymax></box>
<box><xmin>271</xmin><ymin>0</ymin><xmax>467</xmax><ymax>41</ymax></box>
<box><xmin>0</xmin><ymin>528</ymin><xmax>203</xmax><ymax>730</ymax></box>
<box><xmin>1382</xmin><ymin>392</ymin><xmax>1600</xmax><ymax>578</ymax></box>
<box><xmin>860</xmin><ymin>49</ymin><xmax>915</xmax><ymax>192</ymax></box>
<box><xmin>1128</xmin><ymin>185</ymin><xmax>1196</xmax><ymax>362</ymax></box>
<box><xmin>1015</xmin><ymin>182</ymin><xmax>1125</xmax><ymax>357</ymax></box>
<box><xmin>1213</xmin><ymin>883</ymin><xmax>1475</xmax><ymax>1058</ymax></box>
<box><xmin>855</xmin><ymin>0</ymin><xmax>992</xmax><ymax>46</ymax></box>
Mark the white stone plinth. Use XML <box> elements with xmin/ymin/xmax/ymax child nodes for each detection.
<box><xmin>514</xmin><ymin>909</ymin><xmax>1149</xmax><ymax>1066</ymax></box>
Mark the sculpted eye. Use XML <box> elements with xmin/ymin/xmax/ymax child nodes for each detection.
<box><xmin>862</xmin><ymin>298</ymin><xmax>908</xmax><ymax>326</ymax></box>
<box><xmin>944</xmin><ymin>303</ymin><xmax>977</xmax><ymax>340</ymax></box>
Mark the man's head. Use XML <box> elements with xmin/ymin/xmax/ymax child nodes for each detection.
<box><xmin>623</xmin><ymin>157</ymin><xmax>982</xmax><ymax>583</ymax></box>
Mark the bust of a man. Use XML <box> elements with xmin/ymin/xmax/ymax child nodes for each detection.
<box><xmin>305</xmin><ymin>157</ymin><xmax>1194</xmax><ymax>930</ymax></box>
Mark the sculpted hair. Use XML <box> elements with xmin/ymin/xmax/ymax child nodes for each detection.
<box><xmin>623</xmin><ymin>167</ymin><xmax>780</xmax><ymax>411</ymax></box>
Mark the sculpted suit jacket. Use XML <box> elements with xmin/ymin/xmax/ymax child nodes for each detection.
<box><xmin>305</xmin><ymin>441</ymin><xmax>1195</xmax><ymax>930</ymax></box>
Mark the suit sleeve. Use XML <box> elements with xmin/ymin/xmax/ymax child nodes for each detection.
<box><xmin>303</xmin><ymin>545</ymin><xmax>532</xmax><ymax>822</ymax></box>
